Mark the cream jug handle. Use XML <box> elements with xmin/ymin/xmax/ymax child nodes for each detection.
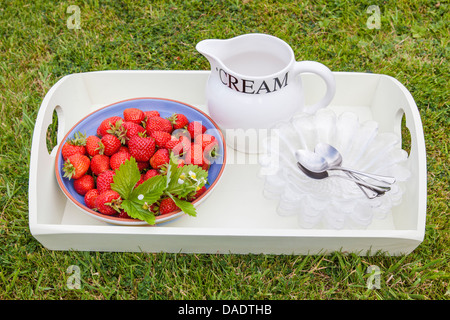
<box><xmin>293</xmin><ymin>61</ymin><xmax>336</xmax><ymax>114</ymax></box>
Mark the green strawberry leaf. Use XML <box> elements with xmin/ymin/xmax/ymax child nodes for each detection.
<box><xmin>111</xmin><ymin>157</ymin><xmax>141</xmax><ymax>199</ymax></box>
<box><xmin>110</xmin><ymin>154</ymin><xmax>205</xmax><ymax>224</ymax></box>
<box><xmin>169</xmin><ymin>194</ymin><xmax>197</xmax><ymax>217</ymax></box>
<box><xmin>130</xmin><ymin>175</ymin><xmax>166</xmax><ymax>205</ymax></box>
<box><xmin>166</xmin><ymin>164</ymin><xmax>208</xmax><ymax>198</ymax></box>
<box><xmin>121</xmin><ymin>199</ymin><xmax>156</xmax><ymax>225</ymax></box>
<box><xmin>68</xmin><ymin>131</ymin><xmax>87</xmax><ymax>146</ymax></box>
<box><xmin>164</xmin><ymin>152</ymin><xmax>179</xmax><ymax>188</ymax></box>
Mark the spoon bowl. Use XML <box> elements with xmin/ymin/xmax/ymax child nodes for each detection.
<box><xmin>297</xmin><ymin>162</ymin><xmax>328</xmax><ymax>179</ymax></box>
<box><xmin>314</xmin><ymin>142</ymin><xmax>342</xmax><ymax>167</ymax></box>
<box><xmin>294</xmin><ymin>149</ymin><xmax>329</xmax><ymax>173</ymax></box>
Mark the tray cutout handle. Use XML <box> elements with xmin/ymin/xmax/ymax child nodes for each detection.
<box><xmin>394</xmin><ymin>108</ymin><xmax>412</xmax><ymax>158</ymax></box>
<box><xmin>46</xmin><ymin>105</ymin><xmax>64</xmax><ymax>156</ymax></box>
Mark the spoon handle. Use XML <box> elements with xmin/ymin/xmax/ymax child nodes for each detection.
<box><xmin>345</xmin><ymin>172</ymin><xmax>380</xmax><ymax>199</ymax></box>
<box><xmin>348</xmin><ymin>172</ymin><xmax>386</xmax><ymax>198</ymax></box>
<box><xmin>333</xmin><ymin>174</ymin><xmax>391</xmax><ymax>193</ymax></box>
<box><xmin>331</xmin><ymin>167</ymin><xmax>396</xmax><ymax>185</ymax></box>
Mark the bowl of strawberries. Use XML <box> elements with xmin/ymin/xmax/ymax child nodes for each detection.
<box><xmin>55</xmin><ymin>97</ymin><xmax>226</xmax><ymax>226</ymax></box>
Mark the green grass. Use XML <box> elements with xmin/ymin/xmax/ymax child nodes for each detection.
<box><xmin>0</xmin><ymin>0</ymin><xmax>448</xmax><ymax>300</ymax></box>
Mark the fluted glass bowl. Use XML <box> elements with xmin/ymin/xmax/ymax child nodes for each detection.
<box><xmin>258</xmin><ymin>108</ymin><xmax>411</xmax><ymax>229</ymax></box>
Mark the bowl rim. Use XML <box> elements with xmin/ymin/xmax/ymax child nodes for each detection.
<box><xmin>54</xmin><ymin>97</ymin><xmax>227</xmax><ymax>225</ymax></box>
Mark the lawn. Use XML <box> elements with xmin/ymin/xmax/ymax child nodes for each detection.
<box><xmin>0</xmin><ymin>0</ymin><xmax>448</xmax><ymax>300</ymax></box>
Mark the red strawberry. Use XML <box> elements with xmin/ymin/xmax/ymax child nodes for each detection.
<box><xmin>95</xmin><ymin>190</ymin><xmax>122</xmax><ymax>215</ymax></box>
<box><xmin>123</xmin><ymin>108</ymin><xmax>145</xmax><ymax>125</ymax></box>
<box><xmin>102</xmin><ymin>120</ymin><xmax>128</xmax><ymax>144</ymax></box>
<box><xmin>186</xmin><ymin>143</ymin><xmax>211</xmax><ymax>171</ymax></box>
<box><xmin>90</xmin><ymin>154</ymin><xmax>110</xmax><ymax>176</ymax></box>
<box><xmin>84</xmin><ymin>189</ymin><xmax>99</xmax><ymax>209</ymax></box>
<box><xmin>110</xmin><ymin>150</ymin><xmax>131</xmax><ymax>171</ymax></box>
<box><xmin>117</xmin><ymin>145</ymin><xmax>129</xmax><ymax>153</ymax></box>
<box><xmin>137</xmin><ymin>160</ymin><xmax>150</xmax><ymax>171</ymax></box>
<box><xmin>118</xmin><ymin>210</ymin><xmax>132</xmax><ymax>219</ymax></box>
<box><xmin>188</xmin><ymin>143</ymin><xmax>206</xmax><ymax>167</ymax></box>
<box><xmin>128</xmin><ymin>135</ymin><xmax>156</xmax><ymax>162</ymax></box>
<box><xmin>98</xmin><ymin>134</ymin><xmax>121</xmax><ymax>156</ymax></box>
<box><xmin>165</xmin><ymin>141</ymin><xmax>177</xmax><ymax>150</ymax></box>
<box><xmin>177</xmin><ymin>158</ymin><xmax>185</xmax><ymax>168</ymax></box>
<box><xmin>150</xmin><ymin>131</ymin><xmax>171</xmax><ymax>148</ymax></box>
<box><xmin>146</xmin><ymin>116</ymin><xmax>173</xmax><ymax>135</ymax></box>
<box><xmin>191</xmin><ymin>185</ymin><xmax>207</xmax><ymax>200</ymax></box>
<box><xmin>187</xmin><ymin>121</ymin><xmax>206</xmax><ymax>140</ymax></box>
<box><xmin>96</xmin><ymin>170</ymin><xmax>115</xmax><ymax>193</ymax></box>
<box><xmin>159</xmin><ymin>197</ymin><xmax>179</xmax><ymax>215</ymax></box>
<box><xmin>85</xmin><ymin>135</ymin><xmax>101</xmax><ymax>157</ymax></box>
<box><xmin>149</xmin><ymin>203</ymin><xmax>159</xmax><ymax>214</ymax></box>
<box><xmin>73</xmin><ymin>174</ymin><xmax>95</xmax><ymax>196</ymax></box>
<box><xmin>167</xmin><ymin>113</ymin><xmax>189</xmax><ymax>130</ymax></box>
<box><xmin>165</xmin><ymin>136</ymin><xmax>177</xmax><ymax>149</ymax></box>
<box><xmin>135</xmin><ymin>174</ymin><xmax>145</xmax><ymax>187</ymax></box>
<box><xmin>122</xmin><ymin>121</ymin><xmax>146</xmax><ymax>141</ymax></box>
<box><xmin>61</xmin><ymin>142</ymin><xmax>86</xmax><ymax>161</ymax></box>
<box><xmin>194</xmin><ymin>133</ymin><xmax>217</xmax><ymax>150</ymax></box>
<box><xmin>166</xmin><ymin>135</ymin><xmax>191</xmax><ymax>156</ymax></box>
<box><xmin>63</xmin><ymin>154</ymin><xmax>90</xmax><ymax>180</ymax></box>
<box><xmin>203</xmin><ymin>142</ymin><xmax>219</xmax><ymax>168</ymax></box>
<box><xmin>143</xmin><ymin>169</ymin><xmax>159</xmax><ymax>181</ymax></box>
<box><xmin>144</xmin><ymin>110</ymin><xmax>160</xmax><ymax>120</ymax></box>
<box><xmin>61</xmin><ymin>132</ymin><xmax>86</xmax><ymax>160</ymax></box>
<box><xmin>150</xmin><ymin>148</ymin><xmax>170</xmax><ymax>169</ymax></box>
<box><xmin>97</xmin><ymin>116</ymin><xmax>123</xmax><ymax>137</ymax></box>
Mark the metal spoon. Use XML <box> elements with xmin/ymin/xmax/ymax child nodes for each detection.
<box><xmin>296</xmin><ymin>162</ymin><xmax>390</xmax><ymax>194</ymax></box>
<box><xmin>314</xmin><ymin>145</ymin><xmax>380</xmax><ymax>199</ymax></box>
<box><xmin>314</xmin><ymin>143</ymin><xmax>396</xmax><ymax>186</ymax></box>
<box><xmin>295</xmin><ymin>149</ymin><xmax>391</xmax><ymax>191</ymax></box>
<box><xmin>295</xmin><ymin>148</ymin><xmax>395</xmax><ymax>186</ymax></box>
<box><xmin>314</xmin><ymin>143</ymin><xmax>384</xmax><ymax>198</ymax></box>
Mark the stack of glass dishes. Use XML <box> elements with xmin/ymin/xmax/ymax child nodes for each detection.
<box><xmin>258</xmin><ymin>109</ymin><xmax>411</xmax><ymax>229</ymax></box>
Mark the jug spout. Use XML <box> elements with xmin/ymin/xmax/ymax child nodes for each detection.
<box><xmin>196</xmin><ymin>39</ymin><xmax>226</xmax><ymax>67</ymax></box>
<box><xmin>197</xmin><ymin>34</ymin><xmax>295</xmax><ymax>77</ymax></box>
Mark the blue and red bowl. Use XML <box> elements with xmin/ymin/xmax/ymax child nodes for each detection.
<box><xmin>55</xmin><ymin>97</ymin><xmax>226</xmax><ymax>225</ymax></box>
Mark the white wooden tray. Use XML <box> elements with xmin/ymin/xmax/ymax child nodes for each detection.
<box><xmin>28</xmin><ymin>70</ymin><xmax>427</xmax><ymax>255</ymax></box>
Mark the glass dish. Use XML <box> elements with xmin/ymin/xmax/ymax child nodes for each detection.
<box><xmin>258</xmin><ymin>108</ymin><xmax>410</xmax><ymax>229</ymax></box>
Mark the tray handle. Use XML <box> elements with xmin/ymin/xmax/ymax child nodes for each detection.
<box><xmin>29</xmin><ymin>76</ymin><xmax>73</xmax><ymax>227</ymax></box>
<box><xmin>394</xmin><ymin>107</ymin><xmax>411</xmax><ymax>157</ymax></box>
<box><xmin>33</xmin><ymin>73</ymin><xmax>89</xmax><ymax>159</ymax></box>
<box><xmin>371</xmin><ymin>75</ymin><xmax>427</xmax><ymax>233</ymax></box>
<box><xmin>45</xmin><ymin>105</ymin><xmax>65</xmax><ymax>156</ymax></box>
<box><xmin>32</xmin><ymin>90</ymin><xmax>66</xmax><ymax>161</ymax></box>
<box><xmin>371</xmin><ymin>75</ymin><xmax>426</xmax><ymax>164</ymax></box>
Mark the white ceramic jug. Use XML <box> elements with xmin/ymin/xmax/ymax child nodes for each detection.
<box><xmin>196</xmin><ymin>33</ymin><xmax>336</xmax><ymax>153</ymax></box>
